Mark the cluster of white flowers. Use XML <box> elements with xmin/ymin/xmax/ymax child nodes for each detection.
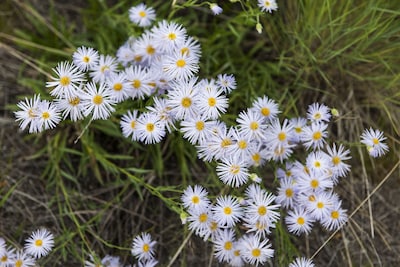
<box><xmin>13</xmin><ymin>2</ymin><xmax>390</xmax><ymax>267</ymax></box>
<box><xmin>0</xmin><ymin>228</ymin><xmax>54</xmax><ymax>267</ymax></box>
<box><xmin>84</xmin><ymin>232</ymin><xmax>157</xmax><ymax>267</ymax></box>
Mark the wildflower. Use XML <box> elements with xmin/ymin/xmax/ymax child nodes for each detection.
<box><xmin>240</xmin><ymin>234</ymin><xmax>274</xmax><ymax>266</ymax></box>
<box><xmin>257</xmin><ymin>0</ymin><xmax>278</xmax><ymax>13</ymax></box>
<box><xmin>197</xmin><ymin>124</ymin><xmax>235</xmax><ymax>161</ymax></box>
<box><xmin>245</xmin><ymin>190</ymin><xmax>280</xmax><ymax>227</ymax></box>
<box><xmin>147</xmin><ymin>97</ymin><xmax>176</xmax><ymax>133</ymax></box>
<box><xmin>321</xmin><ymin>200</ymin><xmax>348</xmax><ymax>231</ymax></box>
<box><xmin>196</xmin><ymin>84</ymin><xmax>228</xmax><ymax>120</ymax></box>
<box><xmin>216</xmin><ymin>156</ymin><xmax>250</xmax><ymax>187</ymax></box>
<box><xmin>133</xmin><ymin>32</ymin><xmax>160</xmax><ymax>66</ymax></box>
<box><xmin>227</xmin><ymin>128</ymin><xmax>255</xmax><ymax>163</ymax></box>
<box><xmin>24</xmin><ymin>228</ymin><xmax>54</xmax><ymax>259</ymax></box>
<box><xmin>236</xmin><ymin>109</ymin><xmax>267</xmax><ymax>140</ymax></box>
<box><xmin>105</xmin><ymin>72</ymin><xmax>131</xmax><ymax>103</ymax></box>
<box><xmin>307</xmin><ymin>102</ymin><xmax>331</xmax><ymax>124</ymax></box>
<box><xmin>304</xmin><ymin>191</ymin><xmax>338</xmax><ymax>221</ymax></box>
<box><xmin>250</xmin><ymin>96</ymin><xmax>280</xmax><ymax>122</ymax></box>
<box><xmin>124</xmin><ymin>65</ymin><xmax>153</xmax><ymax>100</ymax></box>
<box><xmin>212</xmin><ymin>195</ymin><xmax>243</xmax><ymax>227</ymax></box>
<box><xmin>209</xmin><ymin>3</ymin><xmax>223</xmax><ymax>15</ymax></box>
<box><xmin>264</xmin><ymin>118</ymin><xmax>295</xmax><ymax>152</ymax></box>
<box><xmin>301</xmin><ymin>122</ymin><xmax>328</xmax><ymax>150</ymax></box>
<box><xmin>46</xmin><ymin>61</ymin><xmax>85</xmax><ymax>99</ymax></box>
<box><xmin>216</xmin><ymin>73</ymin><xmax>236</xmax><ymax>94</ymax></box>
<box><xmin>326</xmin><ymin>143</ymin><xmax>351</xmax><ymax>182</ymax></box>
<box><xmin>90</xmin><ymin>55</ymin><xmax>118</xmax><ymax>83</ymax></box>
<box><xmin>81</xmin><ymin>81</ymin><xmax>116</xmax><ymax>120</ymax></box>
<box><xmin>120</xmin><ymin>110</ymin><xmax>140</xmax><ymax>141</ymax></box>
<box><xmin>131</xmin><ymin>233</ymin><xmax>157</xmax><ymax>261</ymax></box>
<box><xmin>35</xmin><ymin>100</ymin><xmax>61</xmax><ymax>132</ymax></box>
<box><xmin>213</xmin><ymin>228</ymin><xmax>236</xmax><ymax>263</ymax></box>
<box><xmin>136</xmin><ymin>112</ymin><xmax>166</xmax><ymax>144</ymax></box>
<box><xmin>289</xmin><ymin>257</ymin><xmax>315</xmax><ymax>267</ymax></box>
<box><xmin>178</xmin><ymin>36</ymin><xmax>201</xmax><ymax>58</ymax></box>
<box><xmin>162</xmin><ymin>49</ymin><xmax>200</xmax><ymax>81</ymax></box>
<box><xmin>285</xmin><ymin>207</ymin><xmax>315</xmax><ymax>236</ymax></box>
<box><xmin>289</xmin><ymin>117</ymin><xmax>308</xmax><ymax>143</ymax></box>
<box><xmin>10</xmin><ymin>250</ymin><xmax>36</xmax><ymax>267</ymax></box>
<box><xmin>166</xmin><ymin>78</ymin><xmax>200</xmax><ymax>120</ymax></box>
<box><xmin>101</xmin><ymin>255</ymin><xmax>121</xmax><ymax>267</ymax></box>
<box><xmin>229</xmin><ymin>242</ymin><xmax>245</xmax><ymax>267</ymax></box>
<box><xmin>54</xmin><ymin>92</ymin><xmax>85</xmax><ymax>121</ymax></box>
<box><xmin>116</xmin><ymin>42</ymin><xmax>136</xmax><ymax>67</ymax></box>
<box><xmin>187</xmin><ymin>206</ymin><xmax>214</xmax><ymax>238</ymax></box>
<box><xmin>129</xmin><ymin>3</ymin><xmax>156</xmax><ymax>27</ymax></box>
<box><xmin>305</xmin><ymin>150</ymin><xmax>332</xmax><ymax>176</ymax></box>
<box><xmin>14</xmin><ymin>94</ymin><xmax>41</xmax><ymax>133</ymax></box>
<box><xmin>276</xmin><ymin>177</ymin><xmax>298</xmax><ymax>209</ymax></box>
<box><xmin>72</xmin><ymin>46</ymin><xmax>99</xmax><ymax>72</ymax></box>
<box><xmin>0</xmin><ymin>246</ymin><xmax>15</xmax><ymax>266</ymax></box>
<box><xmin>181</xmin><ymin>185</ymin><xmax>210</xmax><ymax>212</ymax></box>
<box><xmin>360</xmin><ymin>128</ymin><xmax>389</xmax><ymax>158</ymax></box>
<box><xmin>180</xmin><ymin>115</ymin><xmax>215</xmax><ymax>145</ymax></box>
<box><xmin>151</xmin><ymin>20</ymin><xmax>187</xmax><ymax>53</ymax></box>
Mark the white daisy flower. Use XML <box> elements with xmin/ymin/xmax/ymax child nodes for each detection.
<box><xmin>180</xmin><ymin>115</ymin><xmax>215</xmax><ymax>145</ymax></box>
<box><xmin>181</xmin><ymin>185</ymin><xmax>210</xmax><ymax>212</ymax></box>
<box><xmin>46</xmin><ymin>61</ymin><xmax>85</xmax><ymax>99</ymax></box>
<box><xmin>72</xmin><ymin>46</ymin><xmax>99</xmax><ymax>71</ymax></box>
<box><xmin>285</xmin><ymin>207</ymin><xmax>315</xmax><ymax>236</ymax></box>
<box><xmin>240</xmin><ymin>234</ymin><xmax>274</xmax><ymax>266</ymax></box>
<box><xmin>0</xmin><ymin>245</ymin><xmax>16</xmax><ymax>266</ymax></box>
<box><xmin>136</xmin><ymin>112</ymin><xmax>166</xmax><ymax>144</ymax></box>
<box><xmin>129</xmin><ymin>3</ymin><xmax>156</xmax><ymax>27</ymax></box>
<box><xmin>209</xmin><ymin>3</ymin><xmax>223</xmax><ymax>15</ymax></box>
<box><xmin>213</xmin><ymin>228</ymin><xmax>236</xmax><ymax>263</ymax></box>
<box><xmin>116</xmin><ymin>42</ymin><xmax>136</xmax><ymax>67</ymax></box>
<box><xmin>307</xmin><ymin>102</ymin><xmax>331</xmax><ymax>124</ymax></box>
<box><xmin>146</xmin><ymin>97</ymin><xmax>176</xmax><ymax>133</ymax></box>
<box><xmin>301</xmin><ymin>122</ymin><xmax>329</xmax><ymax>150</ymax></box>
<box><xmin>54</xmin><ymin>92</ymin><xmax>85</xmax><ymax>122</ymax></box>
<box><xmin>151</xmin><ymin>20</ymin><xmax>187</xmax><ymax>53</ymax></box>
<box><xmin>35</xmin><ymin>100</ymin><xmax>61</xmax><ymax>132</ymax></box>
<box><xmin>178</xmin><ymin>36</ymin><xmax>201</xmax><ymax>59</ymax></box>
<box><xmin>257</xmin><ymin>0</ymin><xmax>278</xmax><ymax>13</ymax></box>
<box><xmin>187</xmin><ymin>205</ymin><xmax>213</xmax><ymax>238</ymax></box>
<box><xmin>216</xmin><ymin>73</ymin><xmax>236</xmax><ymax>94</ymax></box>
<box><xmin>321</xmin><ymin>200</ymin><xmax>348</xmax><ymax>231</ymax></box>
<box><xmin>250</xmin><ymin>95</ymin><xmax>280</xmax><ymax>122</ymax></box>
<box><xmin>131</xmin><ymin>232</ymin><xmax>157</xmax><ymax>261</ymax></box>
<box><xmin>14</xmin><ymin>94</ymin><xmax>41</xmax><ymax>133</ymax></box>
<box><xmin>360</xmin><ymin>127</ymin><xmax>389</xmax><ymax>158</ymax></box>
<box><xmin>196</xmin><ymin>83</ymin><xmax>228</xmax><ymax>120</ymax></box>
<box><xmin>275</xmin><ymin>177</ymin><xmax>298</xmax><ymax>209</ymax></box>
<box><xmin>24</xmin><ymin>228</ymin><xmax>54</xmax><ymax>259</ymax></box>
<box><xmin>288</xmin><ymin>117</ymin><xmax>308</xmax><ymax>143</ymax></box>
<box><xmin>133</xmin><ymin>32</ymin><xmax>160</xmax><ymax>66</ymax></box>
<box><xmin>326</xmin><ymin>143</ymin><xmax>351</xmax><ymax>182</ymax></box>
<box><xmin>236</xmin><ymin>109</ymin><xmax>267</xmax><ymax>140</ymax></box>
<box><xmin>212</xmin><ymin>195</ymin><xmax>243</xmax><ymax>227</ymax></box>
<box><xmin>124</xmin><ymin>65</ymin><xmax>153</xmax><ymax>100</ymax></box>
<box><xmin>120</xmin><ymin>110</ymin><xmax>140</xmax><ymax>141</ymax></box>
<box><xmin>10</xmin><ymin>250</ymin><xmax>36</xmax><ymax>267</ymax></box>
<box><xmin>166</xmin><ymin>77</ymin><xmax>200</xmax><ymax>120</ymax></box>
<box><xmin>90</xmin><ymin>55</ymin><xmax>118</xmax><ymax>84</ymax></box>
<box><xmin>105</xmin><ymin>72</ymin><xmax>131</xmax><ymax>103</ymax></box>
<box><xmin>162</xmin><ymin>49</ymin><xmax>200</xmax><ymax>81</ymax></box>
<box><xmin>216</xmin><ymin>156</ymin><xmax>250</xmax><ymax>187</ymax></box>
<box><xmin>81</xmin><ymin>81</ymin><xmax>116</xmax><ymax>120</ymax></box>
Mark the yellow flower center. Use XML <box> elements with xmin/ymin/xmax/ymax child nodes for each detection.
<box><xmin>221</xmin><ymin>138</ymin><xmax>232</xmax><ymax>147</ymax></box>
<box><xmin>28</xmin><ymin>108</ymin><xmax>36</xmax><ymax>118</ymax></box>
<box><xmin>297</xmin><ymin>217</ymin><xmax>305</xmax><ymax>225</ymax></box>
<box><xmin>224</xmin><ymin>241</ymin><xmax>233</xmax><ymax>250</ymax></box>
<box><xmin>60</xmin><ymin>76</ymin><xmax>70</xmax><ymax>86</ymax></box>
<box><xmin>208</xmin><ymin>97</ymin><xmax>216</xmax><ymax>107</ymax></box>
<box><xmin>176</xmin><ymin>59</ymin><xmax>186</xmax><ymax>68</ymax></box>
<box><xmin>199</xmin><ymin>213</ymin><xmax>208</xmax><ymax>223</ymax></box>
<box><xmin>313</xmin><ymin>131</ymin><xmax>322</xmax><ymax>140</ymax></box>
<box><xmin>372</xmin><ymin>138</ymin><xmax>379</xmax><ymax>145</ymax></box>
<box><xmin>143</xmin><ymin>244</ymin><xmax>150</xmax><ymax>253</ymax></box>
<box><xmin>181</xmin><ymin>47</ymin><xmax>189</xmax><ymax>56</ymax></box>
<box><xmin>100</xmin><ymin>65</ymin><xmax>109</xmax><ymax>73</ymax></box>
<box><xmin>252</xmin><ymin>248</ymin><xmax>261</xmax><ymax>257</ymax></box>
<box><xmin>41</xmin><ymin>111</ymin><xmax>50</xmax><ymax>119</ymax></box>
<box><xmin>314</xmin><ymin>161</ymin><xmax>321</xmax><ymax>168</ymax></box>
<box><xmin>223</xmin><ymin>206</ymin><xmax>232</xmax><ymax>215</ymax></box>
<box><xmin>132</xmin><ymin>79</ymin><xmax>141</xmax><ymax>89</ymax></box>
<box><xmin>252</xmin><ymin>153</ymin><xmax>260</xmax><ymax>163</ymax></box>
<box><xmin>332</xmin><ymin>156</ymin><xmax>341</xmax><ymax>165</ymax></box>
<box><xmin>295</xmin><ymin>126</ymin><xmax>302</xmax><ymax>133</ymax></box>
<box><xmin>285</xmin><ymin>188</ymin><xmax>293</xmax><ymax>197</ymax></box>
<box><xmin>195</xmin><ymin>121</ymin><xmax>204</xmax><ymax>130</ymax></box>
<box><xmin>82</xmin><ymin>56</ymin><xmax>90</xmax><ymax>63</ymax></box>
<box><xmin>331</xmin><ymin>210</ymin><xmax>339</xmax><ymax>219</ymax></box>
<box><xmin>113</xmin><ymin>83</ymin><xmax>123</xmax><ymax>91</ymax></box>
<box><xmin>134</xmin><ymin>55</ymin><xmax>142</xmax><ymax>62</ymax></box>
<box><xmin>234</xmin><ymin>250</ymin><xmax>240</xmax><ymax>257</ymax></box>
<box><xmin>278</xmin><ymin>132</ymin><xmax>286</xmax><ymax>142</ymax></box>
<box><xmin>261</xmin><ymin>107</ymin><xmax>270</xmax><ymax>116</ymax></box>
<box><xmin>93</xmin><ymin>95</ymin><xmax>103</xmax><ymax>105</ymax></box>
<box><xmin>250</xmin><ymin>121</ymin><xmax>259</xmax><ymax>130</ymax></box>
<box><xmin>238</xmin><ymin>140</ymin><xmax>247</xmax><ymax>149</ymax></box>
<box><xmin>181</xmin><ymin>97</ymin><xmax>192</xmax><ymax>108</ymax></box>
<box><xmin>317</xmin><ymin>201</ymin><xmax>324</xmax><ymax>209</ymax></box>
<box><xmin>258</xmin><ymin>205</ymin><xmax>267</xmax><ymax>216</ymax></box>
<box><xmin>191</xmin><ymin>196</ymin><xmax>200</xmax><ymax>204</ymax></box>
<box><xmin>314</xmin><ymin>112</ymin><xmax>321</xmax><ymax>120</ymax></box>
<box><xmin>146</xmin><ymin>45</ymin><xmax>155</xmax><ymax>55</ymax></box>
<box><xmin>168</xmin><ymin>33</ymin><xmax>177</xmax><ymax>40</ymax></box>
<box><xmin>35</xmin><ymin>239</ymin><xmax>43</xmax><ymax>247</ymax></box>
<box><xmin>146</xmin><ymin>123</ymin><xmax>155</xmax><ymax>132</ymax></box>
<box><xmin>229</xmin><ymin>165</ymin><xmax>240</xmax><ymax>175</ymax></box>
<box><xmin>69</xmin><ymin>97</ymin><xmax>80</xmax><ymax>106</ymax></box>
<box><xmin>210</xmin><ymin>221</ymin><xmax>218</xmax><ymax>231</ymax></box>
<box><xmin>130</xmin><ymin>121</ymin><xmax>136</xmax><ymax>129</ymax></box>
<box><xmin>310</xmin><ymin>179</ymin><xmax>319</xmax><ymax>189</ymax></box>
<box><xmin>15</xmin><ymin>260</ymin><xmax>23</xmax><ymax>267</ymax></box>
<box><xmin>309</xmin><ymin>195</ymin><xmax>316</xmax><ymax>202</ymax></box>
<box><xmin>139</xmin><ymin>11</ymin><xmax>146</xmax><ymax>17</ymax></box>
